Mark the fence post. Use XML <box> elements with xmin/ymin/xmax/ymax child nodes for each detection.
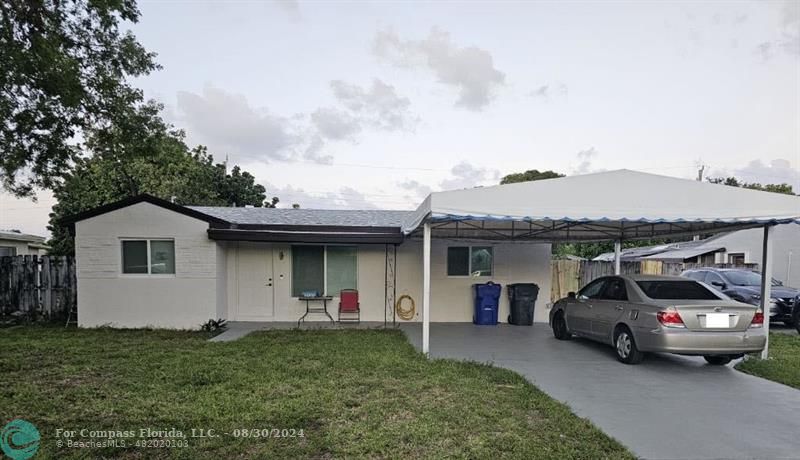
<box><xmin>41</xmin><ymin>256</ymin><xmax>51</xmax><ymax>316</ymax></box>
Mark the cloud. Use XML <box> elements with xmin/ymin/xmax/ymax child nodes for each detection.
<box><xmin>713</xmin><ymin>159</ymin><xmax>800</xmax><ymax>191</ymax></box>
<box><xmin>439</xmin><ymin>162</ymin><xmax>500</xmax><ymax>190</ymax></box>
<box><xmin>174</xmin><ymin>80</ymin><xmax>415</xmax><ymax>166</ymax></box>
<box><xmin>265</xmin><ymin>182</ymin><xmax>381</xmax><ymax>209</ymax></box>
<box><xmin>373</xmin><ymin>28</ymin><xmax>505</xmax><ymax>110</ymax></box>
<box><xmin>573</xmin><ymin>147</ymin><xmax>599</xmax><ymax>175</ymax></box>
<box><xmin>329</xmin><ymin>79</ymin><xmax>417</xmax><ymax>131</ymax></box>
<box><xmin>310</xmin><ymin>107</ymin><xmax>361</xmax><ymax>141</ymax></box>
<box><xmin>756</xmin><ymin>0</ymin><xmax>800</xmax><ymax>59</ymax></box>
<box><xmin>529</xmin><ymin>83</ymin><xmax>568</xmax><ymax>101</ymax></box>
<box><xmin>530</xmin><ymin>85</ymin><xmax>549</xmax><ymax>99</ymax></box>
<box><xmin>273</xmin><ymin>0</ymin><xmax>301</xmax><ymax>21</ymax></box>
<box><xmin>175</xmin><ymin>86</ymin><xmax>300</xmax><ymax>163</ymax></box>
<box><xmin>397</xmin><ymin>179</ymin><xmax>433</xmax><ymax>199</ymax></box>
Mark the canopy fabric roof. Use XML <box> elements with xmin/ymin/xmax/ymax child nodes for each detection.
<box><xmin>403</xmin><ymin>170</ymin><xmax>800</xmax><ymax>242</ymax></box>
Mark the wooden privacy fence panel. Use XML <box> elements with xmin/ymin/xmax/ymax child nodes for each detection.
<box><xmin>0</xmin><ymin>255</ymin><xmax>76</xmax><ymax>319</ymax></box>
<box><xmin>549</xmin><ymin>260</ymin><xmax>760</xmax><ymax>302</ymax></box>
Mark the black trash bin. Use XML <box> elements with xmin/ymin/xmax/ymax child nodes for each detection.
<box><xmin>507</xmin><ymin>283</ymin><xmax>539</xmax><ymax>325</ymax></box>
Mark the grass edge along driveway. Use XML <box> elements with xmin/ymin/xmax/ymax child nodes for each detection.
<box><xmin>736</xmin><ymin>332</ymin><xmax>800</xmax><ymax>390</ymax></box>
<box><xmin>0</xmin><ymin>327</ymin><xmax>633</xmax><ymax>459</ymax></box>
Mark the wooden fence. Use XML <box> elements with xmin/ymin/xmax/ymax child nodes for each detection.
<box><xmin>550</xmin><ymin>260</ymin><xmax>759</xmax><ymax>302</ymax></box>
<box><xmin>0</xmin><ymin>255</ymin><xmax>76</xmax><ymax>319</ymax></box>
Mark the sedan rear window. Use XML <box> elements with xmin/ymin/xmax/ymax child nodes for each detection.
<box><xmin>636</xmin><ymin>280</ymin><xmax>721</xmax><ymax>300</ymax></box>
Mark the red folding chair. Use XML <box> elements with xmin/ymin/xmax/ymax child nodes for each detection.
<box><xmin>338</xmin><ymin>289</ymin><xmax>360</xmax><ymax>323</ymax></box>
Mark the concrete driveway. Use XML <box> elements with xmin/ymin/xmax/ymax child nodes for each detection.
<box><xmin>401</xmin><ymin>323</ymin><xmax>800</xmax><ymax>460</ymax></box>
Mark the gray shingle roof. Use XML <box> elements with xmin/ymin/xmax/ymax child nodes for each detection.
<box><xmin>186</xmin><ymin>207</ymin><xmax>414</xmax><ymax>227</ymax></box>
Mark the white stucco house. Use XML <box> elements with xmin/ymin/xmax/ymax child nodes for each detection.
<box><xmin>64</xmin><ymin>193</ymin><xmax>552</xmax><ymax>329</ymax></box>
<box><xmin>63</xmin><ymin>170</ymin><xmax>800</xmax><ymax>353</ymax></box>
<box><xmin>0</xmin><ymin>229</ymin><xmax>50</xmax><ymax>257</ymax></box>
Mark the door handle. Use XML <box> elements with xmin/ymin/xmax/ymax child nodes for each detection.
<box><xmin>586</xmin><ymin>304</ymin><xmax>593</xmax><ymax>309</ymax></box>
<box><xmin>615</xmin><ymin>305</ymin><xmax>624</xmax><ymax>311</ymax></box>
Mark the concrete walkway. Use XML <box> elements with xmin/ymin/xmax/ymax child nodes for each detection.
<box><xmin>401</xmin><ymin>323</ymin><xmax>800</xmax><ymax>460</ymax></box>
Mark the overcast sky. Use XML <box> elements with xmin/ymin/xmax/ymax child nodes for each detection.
<box><xmin>2</xmin><ymin>0</ymin><xmax>799</xmax><ymax>236</ymax></box>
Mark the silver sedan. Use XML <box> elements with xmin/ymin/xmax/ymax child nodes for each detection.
<box><xmin>549</xmin><ymin>274</ymin><xmax>766</xmax><ymax>365</ymax></box>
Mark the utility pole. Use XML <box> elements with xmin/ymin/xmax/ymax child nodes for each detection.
<box><xmin>693</xmin><ymin>164</ymin><xmax>705</xmax><ymax>241</ymax></box>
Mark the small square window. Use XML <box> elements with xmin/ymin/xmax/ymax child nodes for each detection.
<box><xmin>121</xmin><ymin>240</ymin><xmax>175</xmax><ymax>275</ymax></box>
<box><xmin>447</xmin><ymin>247</ymin><xmax>470</xmax><ymax>276</ymax></box>
<box><xmin>122</xmin><ymin>241</ymin><xmax>148</xmax><ymax>274</ymax></box>
<box><xmin>470</xmin><ymin>247</ymin><xmax>493</xmax><ymax>276</ymax></box>
<box><xmin>150</xmin><ymin>240</ymin><xmax>175</xmax><ymax>274</ymax></box>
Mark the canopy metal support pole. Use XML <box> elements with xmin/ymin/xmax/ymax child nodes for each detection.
<box><xmin>614</xmin><ymin>240</ymin><xmax>622</xmax><ymax>275</ymax></box>
<box><xmin>422</xmin><ymin>222</ymin><xmax>431</xmax><ymax>356</ymax></box>
<box><xmin>759</xmin><ymin>225</ymin><xmax>774</xmax><ymax>360</ymax></box>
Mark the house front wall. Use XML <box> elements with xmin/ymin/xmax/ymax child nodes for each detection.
<box><xmin>75</xmin><ymin>202</ymin><xmax>220</xmax><ymax>329</ymax></box>
<box><xmin>223</xmin><ymin>239</ymin><xmax>552</xmax><ymax>324</ymax></box>
<box><xmin>75</xmin><ymin>202</ymin><xmax>553</xmax><ymax>328</ymax></box>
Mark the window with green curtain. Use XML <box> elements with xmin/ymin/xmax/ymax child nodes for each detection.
<box><xmin>292</xmin><ymin>245</ymin><xmax>324</xmax><ymax>296</ymax></box>
<box><xmin>150</xmin><ymin>240</ymin><xmax>175</xmax><ymax>274</ymax></box>
<box><xmin>122</xmin><ymin>240</ymin><xmax>148</xmax><ymax>274</ymax></box>
<box><xmin>470</xmin><ymin>247</ymin><xmax>493</xmax><ymax>276</ymax></box>
<box><xmin>327</xmin><ymin>246</ymin><xmax>357</xmax><ymax>295</ymax></box>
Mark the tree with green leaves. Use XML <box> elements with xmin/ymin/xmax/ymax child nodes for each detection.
<box><xmin>0</xmin><ymin>0</ymin><xmax>158</xmax><ymax>196</ymax></box>
<box><xmin>500</xmin><ymin>169</ymin><xmax>564</xmax><ymax>184</ymax></box>
<box><xmin>707</xmin><ymin>177</ymin><xmax>795</xmax><ymax>195</ymax></box>
<box><xmin>47</xmin><ymin>103</ymin><xmax>277</xmax><ymax>255</ymax></box>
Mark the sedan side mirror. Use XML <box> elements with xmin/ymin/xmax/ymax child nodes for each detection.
<box><xmin>711</xmin><ymin>281</ymin><xmax>726</xmax><ymax>289</ymax></box>
<box><xmin>567</xmin><ymin>291</ymin><xmax>576</xmax><ymax>299</ymax></box>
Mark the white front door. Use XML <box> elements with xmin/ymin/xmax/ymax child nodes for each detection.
<box><xmin>235</xmin><ymin>243</ymin><xmax>274</xmax><ymax>320</ymax></box>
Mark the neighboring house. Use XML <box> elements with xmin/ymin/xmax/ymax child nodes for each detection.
<box><xmin>63</xmin><ymin>195</ymin><xmax>551</xmax><ymax>329</ymax></box>
<box><xmin>593</xmin><ymin>238</ymin><xmax>726</xmax><ymax>265</ymax></box>
<box><xmin>0</xmin><ymin>230</ymin><xmax>50</xmax><ymax>257</ymax></box>
<box><xmin>593</xmin><ymin>224</ymin><xmax>800</xmax><ymax>287</ymax></box>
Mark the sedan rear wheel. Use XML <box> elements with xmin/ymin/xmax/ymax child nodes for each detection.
<box><xmin>552</xmin><ymin>312</ymin><xmax>571</xmax><ymax>341</ymax></box>
<box><xmin>704</xmin><ymin>355</ymin><xmax>733</xmax><ymax>365</ymax></box>
<box><xmin>614</xmin><ymin>326</ymin><xmax>644</xmax><ymax>364</ymax></box>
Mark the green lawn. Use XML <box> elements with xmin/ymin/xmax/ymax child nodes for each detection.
<box><xmin>736</xmin><ymin>333</ymin><xmax>800</xmax><ymax>389</ymax></box>
<box><xmin>0</xmin><ymin>327</ymin><xmax>631</xmax><ymax>459</ymax></box>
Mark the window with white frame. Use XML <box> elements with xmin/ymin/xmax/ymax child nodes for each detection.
<box><xmin>121</xmin><ymin>239</ymin><xmax>175</xmax><ymax>274</ymax></box>
<box><xmin>291</xmin><ymin>245</ymin><xmax>357</xmax><ymax>297</ymax></box>
<box><xmin>0</xmin><ymin>246</ymin><xmax>16</xmax><ymax>257</ymax></box>
<box><xmin>447</xmin><ymin>246</ymin><xmax>493</xmax><ymax>277</ymax></box>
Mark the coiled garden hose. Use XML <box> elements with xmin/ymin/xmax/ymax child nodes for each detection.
<box><xmin>395</xmin><ymin>294</ymin><xmax>416</xmax><ymax>320</ymax></box>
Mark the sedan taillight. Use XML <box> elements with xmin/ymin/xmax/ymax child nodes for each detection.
<box><xmin>749</xmin><ymin>311</ymin><xmax>764</xmax><ymax>329</ymax></box>
<box><xmin>657</xmin><ymin>311</ymin><xmax>685</xmax><ymax>328</ymax></box>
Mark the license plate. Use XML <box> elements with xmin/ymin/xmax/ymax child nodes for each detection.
<box><xmin>705</xmin><ymin>313</ymin><xmax>729</xmax><ymax>328</ymax></box>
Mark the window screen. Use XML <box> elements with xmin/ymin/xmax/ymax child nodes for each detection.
<box><xmin>122</xmin><ymin>240</ymin><xmax>148</xmax><ymax>274</ymax></box>
<box><xmin>447</xmin><ymin>247</ymin><xmax>470</xmax><ymax>276</ymax></box>
<box><xmin>292</xmin><ymin>245</ymin><xmax>324</xmax><ymax>296</ymax></box>
<box><xmin>327</xmin><ymin>246</ymin><xmax>357</xmax><ymax>295</ymax></box>
<box><xmin>470</xmin><ymin>247</ymin><xmax>493</xmax><ymax>276</ymax></box>
<box><xmin>150</xmin><ymin>240</ymin><xmax>175</xmax><ymax>274</ymax></box>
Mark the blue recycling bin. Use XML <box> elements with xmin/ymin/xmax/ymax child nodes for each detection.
<box><xmin>473</xmin><ymin>282</ymin><xmax>502</xmax><ymax>325</ymax></box>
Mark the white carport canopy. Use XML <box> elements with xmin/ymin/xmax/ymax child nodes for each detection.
<box><xmin>404</xmin><ymin>170</ymin><xmax>800</xmax><ymax>357</ymax></box>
